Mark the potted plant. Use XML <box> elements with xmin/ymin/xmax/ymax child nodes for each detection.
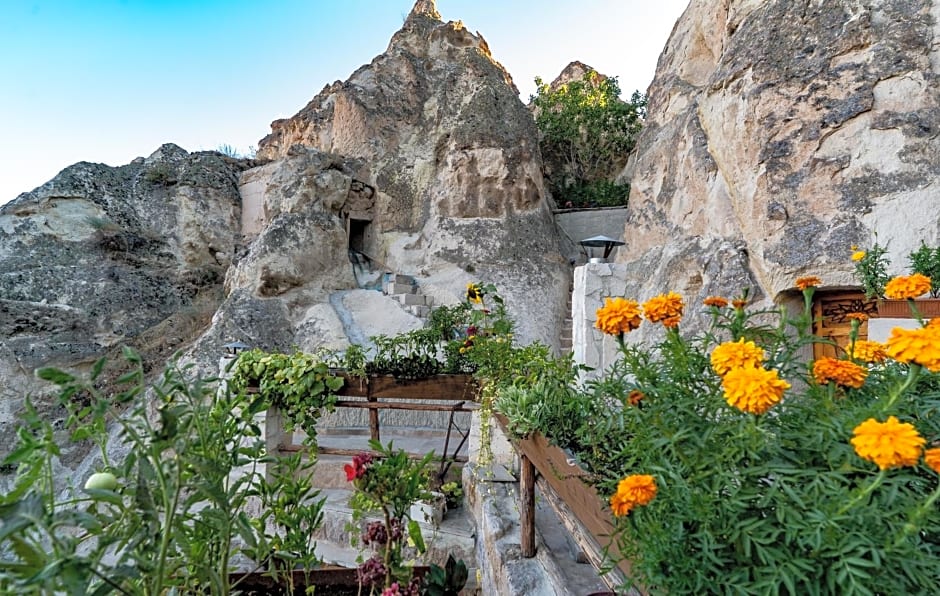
<box><xmin>853</xmin><ymin>240</ymin><xmax>940</xmax><ymax>318</ymax></box>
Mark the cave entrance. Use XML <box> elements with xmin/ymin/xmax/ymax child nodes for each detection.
<box><xmin>348</xmin><ymin>218</ymin><xmax>369</xmax><ymax>255</ymax></box>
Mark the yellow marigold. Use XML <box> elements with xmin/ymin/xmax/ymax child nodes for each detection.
<box><xmin>849</xmin><ymin>339</ymin><xmax>887</xmax><ymax>363</ymax></box>
<box><xmin>610</xmin><ymin>474</ymin><xmax>657</xmax><ymax>517</ymax></box>
<box><xmin>710</xmin><ymin>338</ymin><xmax>765</xmax><ymax>376</ymax></box>
<box><xmin>852</xmin><ymin>250</ymin><xmax>866</xmax><ymax>262</ymax></box>
<box><xmin>703</xmin><ymin>296</ymin><xmax>729</xmax><ymax>308</ymax></box>
<box><xmin>721</xmin><ymin>366</ymin><xmax>789</xmax><ymax>415</ymax></box>
<box><xmin>884</xmin><ymin>273</ymin><xmax>932</xmax><ymax>300</ymax></box>
<box><xmin>643</xmin><ymin>292</ymin><xmax>684</xmax><ymax>328</ymax></box>
<box><xmin>885</xmin><ymin>324</ymin><xmax>940</xmax><ymax>372</ymax></box>
<box><xmin>850</xmin><ymin>416</ymin><xmax>925</xmax><ymax>470</ymax></box>
<box><xmin>466</xmin><ymin>282</ymin><xmax>483</xmax><ymax>304</ymax></box>
<box><xmin>845</xmin><ymin>312</ymin><xmax>869</xmax><ymax>323</ymax></box>
<box><xmin>795</xmin><ymin>276</ymin><xmax>822</xmax><ymax>290</ymax></box>
<box><xmin>595</xmin><ymin>297</ymin><xmax>642</xmax><ymax>336</ymax></box>
<box><xmin>812</xmin><ymin>357</ymin><xmax>868</xmax><ymax>389</ymax></box>
<box><xmin>924</xmin><ymin>447</ymin><xmax>940</xmax><ymax>474</ymax></box>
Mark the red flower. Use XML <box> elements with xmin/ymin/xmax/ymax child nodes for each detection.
<box><xmin>344</xmin><ymin>452</ymin><xmax>374</xmax><ymax>481</ymax></box>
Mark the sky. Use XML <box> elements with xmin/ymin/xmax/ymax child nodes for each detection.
<box><xmin>0</xmin><ymin>0</ymin><xmax>689</xmax><ymax>204</ymax></box>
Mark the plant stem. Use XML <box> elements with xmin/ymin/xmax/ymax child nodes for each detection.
<box><xmin>883</xmin><ymin>364</ymin><xmax>922</xmax><ymax>412</ymax></box>
<box><xmin>837</xmin><ymin>469</ymin><xmax>886</xmax><ymax>516</ymax></box>
<box><xmin>893</xmin><ymin>481</ymin><xmax>940</xmax><ymax>548</ymax></box>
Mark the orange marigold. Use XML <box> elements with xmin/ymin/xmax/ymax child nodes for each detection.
<box><xmin>849</xmin><ymin>340</ymin><xmax>887</xmax><ymax>363</ymax></box>
<box><xmin>610</xmin><ymin>474</ymin><xmax>657</xmax><ymax>517</ymax></box>
<box><xmin>845</xmin><ymin>312</ymin><xmax>869</xmax><ymax>323</ymax></box>
<box><xmin>850</xmin><ymin>416</ymin><xmax>925</xmax><ymax>470</ymax></box>
<box><xmin>795</xmin><ymin>276</ymin><xmax>822</xmax><ymax>290</ymax></box>
<box><xmin>732</xmin><ymin>298</ymin><xmax>748</xmax><ymax>310</ymax></box>
<box><xmin>721</xmin><ymin>366</ymin><xmax>790</xmax><ymax>415</ymax></box>
<box><xmin>885</xmin><ymin>324</ymin><xmax>940</xmax><ymax>372</ymax></box>
<box><xmin>627</xmin><ymin>389</ymin><xmax>645</xmax><ymax>406</ymax></box>
<box><xmin>595</xmin><ymin>297</ymin><xmax>642</xmax><ymax>336</ymax></box>
<box><xmin>703</xmin><ymin>296</ymin><xmax>729</xmax><ymax>308</ymax></box>
<box><xmin>884</xmin><ymin>273</ymin><xmax>932</xmax><ymax>300</ymax></box>
<box><xmin>924</xmin><ymin>447</ymin><xmax>940</xmax><ymax>474</ymax></box>
<box><xmin>710</xmin><ymin>338</ymin><xmax>765</xmax><ymax>376</ymax></box>
<box><xmin>812</xmin><ymin>357</ymin><xmax>868</xmax><ymax>389</ymax></box>
<box><xmin>643</xmin><ymin>292</ymin><xmax>684</xmax><ymax>328</ymax></box>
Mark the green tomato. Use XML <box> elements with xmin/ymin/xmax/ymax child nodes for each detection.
<box><xmin>84</xmin><ymin>472</ymin><xmax>118</xmax><ymax>491</ymax></box>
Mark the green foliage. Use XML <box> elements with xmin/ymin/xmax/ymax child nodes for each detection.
<box><xmin>143</xmin><ymin>163</ymin><xmax>175</xmax><ymax>186</ymax></box>
<box><xmin>853</xmin><ymin>241</ymin><xmax>891</xmax><ymax>299</ymax></box>
<box><xmin>532</xmin><ymin>71</ymin><xmax>645</xmax><ymax>208</ymax></box>
<box><xmin>0</xmin><ymin>350</ymin><xmax>326</xmax><ymax>594</ymax></box>
<box><xmin>368</xmin><ymin>328</ymin><xmax>446</xmax><ymax>379</ymax></box>
<box><xmin>439</xmin><ymin>481</ymin><xmax>463</xmax><ymax>510</ymax></box>
<box><xmin>346</xmin><ymin>440</ymin><xmax>435</xmax><ymax>592</ymax></box>
<box><xmin>908</xmin><ymin>241</ymin><xmax>940</xmax><ymax>297</ymax></box>
<box><xmin>570</xmin><ymin>289</ymin><xmax>940</xmax><ymax>594</ymax></box>
<box><xmin>228</xmin><ymin>349</ymin><xmax>343</xmax><ymax>446</ymax></box>
<box><xmin>422</xmin><ymin>554</ymin><xmax>469</xmax><ymax>596</ymax></box>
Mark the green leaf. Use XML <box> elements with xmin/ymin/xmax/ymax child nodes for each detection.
<box><xmin>408</xmin><ymin>519</ymin><xmax>426</xmax><ymax>554</ymax></box>
<box><xmin>35</xmin><ymin>367</ymin><xmax>75</xmax><ymax>384</ymax></box>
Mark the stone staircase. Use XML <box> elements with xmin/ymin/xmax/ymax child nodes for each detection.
<box><xmin>384</xmin><ymin>273</ymin><xmax>431</xmax><ymax>318</ymax></box>
<box><xmin>559</xmin><ymin>281</ymin><xmax>574</xmax><ymax>355</ymax></box>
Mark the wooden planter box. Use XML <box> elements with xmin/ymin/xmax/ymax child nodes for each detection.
<box><xmin>230</xmin><ymin>566</ymin><xmax>428</xmax><ymax>595</ymax></box>
<box><xmin>876</xmin><ymin>298</ymin><xmax>940</xmax><ymax>318</ymax></box>
<box><xmin>495</xmin><ymin>414</ymin><xmax>635</xmax><ymax>588</ymax></box>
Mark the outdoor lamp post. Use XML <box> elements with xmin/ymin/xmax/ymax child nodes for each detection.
<box><xmin>579</xmin><ymin>235</ymin><xmax>625</xmax><ymax>263</ymax></box>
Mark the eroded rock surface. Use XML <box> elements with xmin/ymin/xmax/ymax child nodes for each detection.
<box><xmin>622</xmin><ymin>0</ymin><xmax>940</xmax><ymax>314</ymax></box>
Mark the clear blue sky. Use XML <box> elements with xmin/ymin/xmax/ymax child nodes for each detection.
<box><xmin>0</xmin><ymin>0</ymin><xmax>688</xmax><ymax>204</ymax></box>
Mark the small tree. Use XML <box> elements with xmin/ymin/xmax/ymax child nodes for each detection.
<box><xmin>531</xmin><ymin>71</ymin><xmax>646</xmax><ymax>208</ymax></box>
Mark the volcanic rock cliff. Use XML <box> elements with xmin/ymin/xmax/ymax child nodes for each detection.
<box><xmin>621</xmin><ymin>0</ymin><xmax>940</xmax><ymax>307</ymax></box>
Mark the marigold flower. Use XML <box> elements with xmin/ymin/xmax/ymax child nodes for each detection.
<box><xmin>703</xmin><ymin>296</ymin><xmax>729</xmax><ymax>308</ymax></box>
<box><xmin>610</xmin><ymin>474</ymin><xmax>657</xmax><ymax>517</ymax></box>
<box><xmin>924</xmin><ymin>447</ymin><xmax>940</xmax><ymax>474</ymax></box>
<box><xmin>627</xmin><ymin>389</ymin><xmax>645</xmax><ymax>406</ymax></box>
<box><xmin>852</xmin><ymin>250</ymin><xmax>866</xmax><ymax>262</ymax></box>
<box><xmin>851</xmin><ymin>416</ymin><xmax>925</xmax><ymax>470</ymax></box>
<box><xmin>885</xmin><ymin>324</ymin><xmax>940</xmax><ymax>372</ymax></box>
<box><xmin>643</xmin><ymin>292</ymin><xmax>684</xmax><ymax>328</ymax></box>
<box><xmin>710</xmin><ymin>338</ymin><xmax>765</xmax><ymax>376</ymax></box>
<box><xmin>849</xmin><ymin>339</ymin><xmax>886</xmax><ymax>363</ymax></box>
<box><xmin>884</xmin><ymin>273</ymin><xmax>932</xmax><ymax>300</ymax></box>
<box><xmin>795</xmin><ymin>276</ymin><xmax>822</xmax><ymax>290</ymax></box>
<box><xmin>732</xmin><ymin>298</ymin><xmax>748</xmax><ymax>310</ymax></box>
<box><xmin>845</xmin><ymin>312</ymin><xmax>869</xmax><ymax>323</ymax></box>
<box><xmin>466</xmin><ymin>282</ymin><xmax>483</xmax><ymax>304</ymax></box>
<box><xmin>721</xmin><ymin>366</ymin><xmax>789</xmax><ymax>415</ymax></box>
<box><xmin>812</xmin><ymin>357</ymin><xmax>868</xmax><ymax>389</ymax></box>
<box><xmin>595</xmin><ymin>297</ymin><xmax>642</xmax><ymax>336</ymax></box>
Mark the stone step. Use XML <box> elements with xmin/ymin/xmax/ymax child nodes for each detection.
<box><xmin>387</xmin><ymin>273</ymin><xmax>413</xmax><ymax>285</ymax></box>
<box><xmin>407</xmin><ymin>304</ymin><xmax>431</xmax><ymax>318</ymax></box>
<box><xmin>396</xmin><ymin>293</ymin><xmax>426</xmax><ymax>306</ymax></box>
<box><xmin>386</xmin><ymin>281</ymin><xmax>415</xmax><ymax>295</ymax></box>
<box><xmin>313</xmin><ymin>487</ymin><xmax>478</xmax><ymax>572</ymax></box>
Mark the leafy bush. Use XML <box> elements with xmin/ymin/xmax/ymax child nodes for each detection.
<box><xmin>0</xmin><ymin>349</ymin><xmax>325</xmax><ymax>594</ymax></box>
<box><xmin>531</xmin><ymin>70</ymin><xmax>645</xmax><ymax>208</ymax></box>
<box><xmin>577</xmin><ymin>282</ymin><xmax>940</xmax><ymax>594</ymax></box>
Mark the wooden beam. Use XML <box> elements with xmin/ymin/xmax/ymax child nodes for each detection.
<box><xmin>520</xmin><ymin>454</ymin><xmax>536</xmax><ymax>558</ymax></box>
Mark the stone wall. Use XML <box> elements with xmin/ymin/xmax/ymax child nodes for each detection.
<box><xmin>554</xmin><ymin>207</ymin><xmax>629</xmax><ymax>264</ymax></box>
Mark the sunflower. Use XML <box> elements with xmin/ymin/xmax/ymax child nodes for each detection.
<box><xmin>850</xmin><ymin>416</ymin><xmax>925</xmax><ymax>470</ymax></box>
<box><xmin>721</xmin><ymin>366</ymin><xmax>790</xmax><ymax>415</ymax></box>
<box><xmin>466</xmin><ymin>282</ymin><xmax>483</xmax><ymax>304</ymax></box>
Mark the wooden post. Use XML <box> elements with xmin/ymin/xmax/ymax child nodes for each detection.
<box><xmin>368</xmin><ymin>395</ymin><xmax>380</xmax><ymax>443</ymax></box>
<box><xmin>520</xmin><ymin>454</ymin><xmax>536</xmax><ymax>557</ymax></box>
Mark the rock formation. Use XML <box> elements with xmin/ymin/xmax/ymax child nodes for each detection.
<box><xmin>621</xmin><ymin>0</ymin><xmax>940</xmax><ymax>316</ymax></box>
<box><xmin>255</xmin><ymin>1</ymin><xmax>569</xmax><ymax>347</ymax></box>
<box><xmin>0</xmin><ymin>0</ymin><xmax>571</xmax><ymax>464</ymax></box>
<box><xmin>0</xmin><ymin>144</ymin><xmax>248</xmax><ymax>460</ymax></box>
